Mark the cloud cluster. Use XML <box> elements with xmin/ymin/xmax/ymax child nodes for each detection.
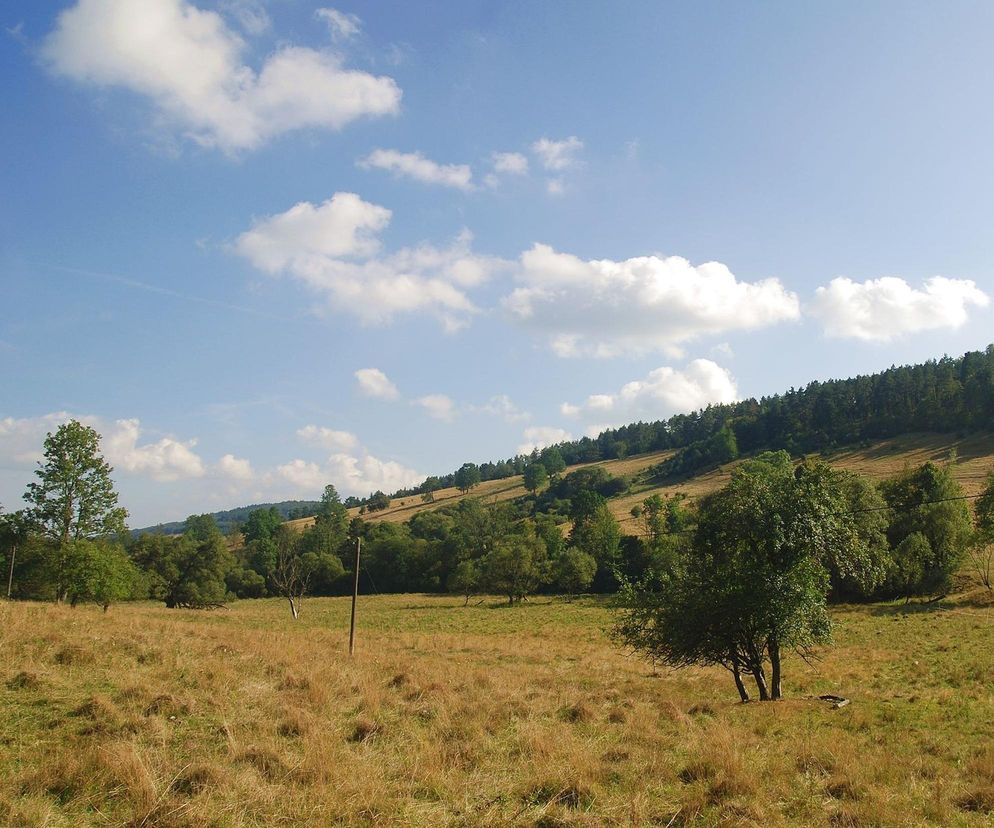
<box><xmin>492</xmin><ymin>151</ymin><xmax>529</xmax><ymax>175</ymax></box>
<box><xmin>234</xmin><ymin>193</ymin><xmax>507</xmax><ymax>329</ymax></box>
<box><xmin>505</xmin><ymin>244</ymin><xmax>801</xmax><ymax>357</ymax></box>
<box><xmin>359</xmin><ymin>149</ymin><xmax>473</xmax><ymax>190</ymax></box>
<box><xmin>0</xmin><ymin>412</ymin><xmax>211</xmax><ymax>483</ymax></box>
<box><xmin>810</xmin><ymin>276</ymin><xmax>990</xmax><ymax>341</ymax></box>
<box><xmin>316</xmin><ymin>7</ymin><xmax>360</xmax><ymax>41</ymax></box>
<box><xmin>531</xmin><ymin>136</ymin><xmax>583</xmax><ymax>170</ymax></box>
<box><xmin>517</xmin><ymin>426</ymin><xmax>573</xmax><ymax>455</ymax></box>
<box><xmin>280</xmin><ymin>425</ymin><xmax>422</xmax><ymax>496</ymax></box>
<box><xmin>42</xmin><ymin>0</ymin><xmax>401</xmax><ymax>152</ymax></box>
<box><xmin>561</xmin><ymin>360</ymin><xmax>738</xmax><ymax>426</ymax></box>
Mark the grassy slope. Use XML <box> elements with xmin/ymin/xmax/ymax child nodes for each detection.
<box><xmin>3</xmin><ymin>585</ymin><xmax>994</xmax><ymax>826</ymax></box>
<box><xmin>286</xmin><ymin>432</ymin><xmax>994</xmax><ymax>537</ymax></box>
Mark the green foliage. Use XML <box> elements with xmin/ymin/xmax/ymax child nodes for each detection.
<box><xmin>23</xmin><ymin>420</ymin><xmax>128</xmax><ymax>601</ymax></box>
<box><xmin>615</xmin><ymin>452</ymin><xmax>880</xmax><ymax>701</ymax></box>
<box><xmin>131</xmin><ymin>515</ymin><xmax>233</xmax><ymax>608</ymax></box>
<box><xmin>539</xmin><ymin>447</ymin><xmax>566</xmax><ymax>479</ymax></box>
<box><xmin>523</xmin><ymin>462</ymin><xmax>548</xmax><ymax>494</ymax></box>
<box><xmin>484</xmin><ymin>522</ymin><xmax>549</xmax><ymax>604</ymax></box>
<box><xmin>242</xmin><ymin>507</ymin><xmax>282</xmax><ymax>544</ymax></box>
<box><xmin>366</xmin><ymin>491</ymin><xmax>391</xmax><ymax>512</ymax></box>
<box><xmin>447</xmin><ymin>559</ymin><xmax>480</xmax><ymax>605</ymax></box>
<box><xmin>63</xmin><ymin>540</ymin><xmax>141</xmax><ymax>609</ymax></box>
<box><xmin>879</xmin><ymin>462</ymin><xmax>973</xmax><ymax>598</ymax></box>
<box><xmin>454</xmin><ymin>463</ymin><xmax>482</xmax><ymax>494</ymax></box>
<box><xmin>554</xmin><ymin>549</ymin><xmax>597</xmax><ymax>597</ymax></box>
<box><xmin>569</xmin><ymin>500</ymin><xmax>620</xmax><ymax>592</ymax></box>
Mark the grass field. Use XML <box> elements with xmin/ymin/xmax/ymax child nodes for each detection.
<box><xmin>4</xmin><ymin>582</ymin><xmax>994</xmax><ymax>826</ymax></box>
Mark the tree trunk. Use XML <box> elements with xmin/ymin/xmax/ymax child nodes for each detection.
<box><xmin>732</xmin><ymin>663</ymin><xmax>750</xmax><ymax>703</ymax></box>
<box><xmin>463</xmin><ymin>593</ymin><xmax>470</xmax><ymax>607</ymax></box>
<box><xmin>749</xmin><ymin>653</ymin><xmax>770</xmax><ymax>701</ymax></box>
<box><xmin>288</xmin><ymin>597</ymin><xmax>299</xmax><ymax>619</ymax></box>
<box><xmin>768</xmin><ymin>639</ymin><xmax>782</xmax><ymax>700</ymax></box>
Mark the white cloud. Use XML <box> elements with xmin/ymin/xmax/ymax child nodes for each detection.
<box><xmin>233</xmin><ymin>194</ymin><xmax>508</xmax><ymax>329</ymax></box>
<box><xmin>0</xmin><ymin>412</ymin><xmax>206</xmax><ymax>483</ymax></box>
<box><xmin>276</xmin><ymin>458</ymin><xmax>326</xmax><ymax>491</ymax></box>
<box><xmin>220</xmin><ymin>0</ymin><xmax>269</xmax><ymax>34</ymax></box>
<box><xmin>492</xmin><ymin>151</ymin><xmax>528</xmax><ymax>175</ymax></box>
<box><xmin>505</xmin><ymin>243</ymin><xmax>801</xmax><ymax>357</ymax></box>
<box><xmin>296</xmin><ymin>425</ymin><xmax>359</xmax><ymax>452</ymax></box>
<box><xmin>415</xmin><ymin>394</ymin><xmax>455</xmax><ymax>422</ymax></box>
<box><xmin>517</xmin><ymin>426</ymin><xmax>572</xmax><ymax>455</ymax></box>
<box><xmin>42</xmin><ymin>0</ymin><xmax>401</xmax><ymax>152</ymax></box>
<box><xmin>474</xmin><ymin>394</ymin><xmax>530</xmax><ymax>423</ymax></box>
<box><xmin>216</xmin><ymin>453</ymin><xmax>253</xmax><ymax>481</ymax></box>
<box><xmin>355</xmin><ymin>368</ymin><xmax>400</xmax><ymax>400</ymax></box>
<box><xmin>561</xmin><ymin>360</ymin><xmax>738</xmax><ymax>425</ymax></box>
<box><xmin>546</xmin><ymin>178</ymin><xmax>565</xmax><ymax>196</ymax></box>
<box><xmin>811</xmin><ymin>276</ymin><xmax>990</xmax><ymax>341</ymax></box>
<box><xmin>324</xmin><ymin>452</ymin><xmax>422</xmax><ymax>495</ymax></box>
<box><xmin>315</xmin><ymin>7</ymin><xmax>360</xmax><ymax>40</ymax></box>
<box><xmin>359</xmin><ymin>149</ymin><xmax>473</xmax><ymax>190</ymax></box>
<box><xmin>277</xmin><ymin>450</ymin><xmax>421</xmax><ymax>497</ymax></box>
<box><xmin>531</xmin><ymin>136</ymin><xmax>583</xmax><ymax>170</ymax></box>
<box><xmin>235</xmin><ymin>193</ymin><xmax>390</xmax><ymax>271</ymax></box>
<box><xmin>102</xmin><ymin>418</ymin><xmax>206</xmax><ymax>481</ymax></box>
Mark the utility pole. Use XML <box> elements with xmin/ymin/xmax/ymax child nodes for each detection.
<box><xmin>6</xmin><ymin>542</ymin><xmax>15</xmax><ymax>599</ymax></box>
<box><xmin>349</xmin><ymin>535</ymin><xmax>361</xmax><ymax>656</ymax></box>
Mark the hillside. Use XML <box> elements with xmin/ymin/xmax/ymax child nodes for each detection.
<box><xmin>281</xmin><ymin>431</ymin><xmax>994</xmax><ymax>537</ymax></box>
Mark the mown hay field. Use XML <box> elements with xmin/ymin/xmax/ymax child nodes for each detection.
<box><xmin>3</xmin><ymin>585</ymin><xmax>994</xmax><ymax>827</ymax></box>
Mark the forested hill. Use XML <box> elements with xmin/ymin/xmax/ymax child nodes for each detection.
<box><xmin>134</xmin><ymin>500</ymin><xmax>320</xmax><ymax>536</ymax></box>
<box><xmin>386</xmin><ymin>345</ymin><xmax>994</xmax><ymax>501</ymax></box>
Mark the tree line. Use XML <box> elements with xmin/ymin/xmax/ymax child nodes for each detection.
<box><xmin>379</xmin><ymin>345</ymin><xmax>994</xmax><ymax>505</ymax></box>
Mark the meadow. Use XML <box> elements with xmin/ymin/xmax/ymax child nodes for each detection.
<box><xmin>3</xmin><ymin>583</ymin><xmax>994</xmax><ymax>826</ymax></box>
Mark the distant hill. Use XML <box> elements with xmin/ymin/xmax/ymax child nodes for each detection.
<box><xmin>133</xmin><ymin>500</ymin><xmax>320</xmax><ymax>537</ymax></box>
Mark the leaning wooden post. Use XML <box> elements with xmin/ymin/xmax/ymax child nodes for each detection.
<box><xmin>6</xmin><ymin>542</ymin><xmax>16</xmax><ymax>599</ymax></box>
<box><xmin>349</xmin><ymin>536</ymin><xmax>361</xmax><ymax>656</ymax></box>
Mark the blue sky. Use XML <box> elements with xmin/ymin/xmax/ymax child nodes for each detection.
<box><xmin>2</xmin><ymin>0</ymin><xmax>993</xmax><ymax>526</ymax></box>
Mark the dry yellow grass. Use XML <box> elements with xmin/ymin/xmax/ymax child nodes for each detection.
<box><xmin>3</xmin><ymin>582</ymin><xmax>994</xmax><ymax>826</ymax></box>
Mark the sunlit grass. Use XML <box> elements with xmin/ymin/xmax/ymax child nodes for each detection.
<box><xmin>2</xmin><ymin>583</ymin><xmax>994</xmax><ymax>826</ymax></box>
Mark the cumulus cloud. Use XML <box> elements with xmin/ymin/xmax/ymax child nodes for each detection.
<box><xmin>278</xmin><ymin>428</ymin><xmax>422</xmax><ymax>497</ymax></box>
<box><xmin>315</xmin><ymin>7</ymin><xmax>360</xmax><ymax>40</ymax></box>
<box><xmin>233</xmin><ymin>193</ymin><xmax>508</xmax><ymax>329</ymax></box>
<box><xmin>296</xmin><ymin>425</ymin><xmax>359</xmax><ymax>452</ymax></box>
<box><xmin>220</xmin><ymin>0</ymin><xmax>269</xmax><ymax>34</ymax></box>
<box><xmin>0</xmin><ymin>412</ymin><xmax>205</xmax><ymax>482</ymax></box>
<box><xmin>505</xmin><ymin>244</ymin><xmax>801</xmax><ymax>357</ymax></box>
<box><xmin>104</xmin><ymin>418</ymin><xmax>206</xmax><ymax>481</ymax></box>
<box><xmin>414</xmin><ymin>394</ymin><xmax>456</xmax><ymax>422</ymax></box>
<box><xmin>811</xmin><ymin>276</ymin><xmax>990</xmax><ymax>341</ymax></box>
<box><xmin>473</xmin><ymin>394</ymin><xmax>530</xmax><ymax>423</ymax></box>
<box><xmin>235</xmin><ymin>193</ymin><xmax>390</xmax><ymax>271</ymax></box>
<box><xmin>517</xmin><ymin>426</ymin><xmax>572</xmax><ymax>455</ymax></box>
<box><xmin>355</xmin><ymin>368</ymin><xmax>400</xmax><ymax>400</ymax></box>
<box><xmin>492</xmin><ymin>151</ymin><xmax>528</xmax><ymax>175</ymax></box>
<box><xmin>561</xmin><ymin>360</ymin><xmax>738</xmax><ymax>425</ymax></box>
<box><xmin>531</xmin><ymin>136</ymin><xmax>583</xmax><ymax>170</ymax></box>
<box><xmin>42</xmin><ymin>0</ymin><xmax>401</xmax><ymax>152</ymax></box>
<box><xmin>216</xmin><ymin>453</ymin><xmax>253</xmax><ymax>480</ymax></box>
<box><xmin>359</xmin><ymin>149</ymin><xmax>473</xmax><ymax>190</ymax></box>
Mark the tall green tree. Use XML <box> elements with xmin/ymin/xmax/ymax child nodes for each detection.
<box><xmin>879</xmin><ymin>462</ymin><xmax>973</xmax><ymax>598</ymax></box>
<box><xmin>484</xmin><ymin>521</ymin><xmax>549</xmax><ymax>604</ymax></box>
<box><xmin>23</xmin><ymin>420</ymin><xmax>128</xmax><ymax>602</ymax></box>
<box><xmin>523</xmin><ymin>462</ymin><xmax>549</xmax><ymax>494</ymax></box>
<box><xmin>615</xmin><ymin>453</ymin><xmax>881</xmax><ymax>701</ymax></box>
<box><xmin>132</xmin><ymin>515</ymin><xmax>233</xmax><ymax>608</ymax></box>
<box><xmin>454</xmin><ymin>463</ymin><xmax>482</xmax><ymax>494</ymax></box>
